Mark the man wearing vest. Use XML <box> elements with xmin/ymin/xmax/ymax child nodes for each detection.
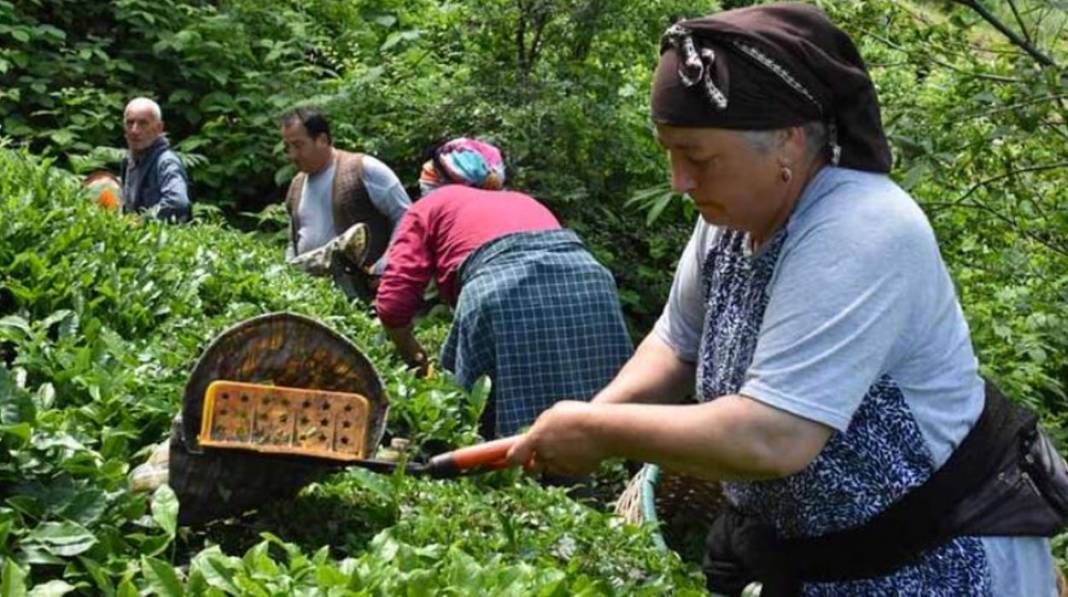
<box><xmin>280</xmin><ymin>107</ymin><xmax>412</xmax><ymax>300</ymax></box>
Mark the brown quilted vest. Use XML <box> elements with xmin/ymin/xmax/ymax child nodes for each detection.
<box><xmin>285</xmin><ymin>150</ymin><xmax>391</xmax><ymax>269</ymax></box>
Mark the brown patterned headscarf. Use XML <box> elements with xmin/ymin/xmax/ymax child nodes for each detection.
<box><xmin>651</xmin><ymin>3</ymin><xmax>892</xmax><ymax>173</ymax></box>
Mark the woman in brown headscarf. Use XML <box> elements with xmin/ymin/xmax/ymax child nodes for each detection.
<box><xmin>508</xmin><ymin>3</ymin><xmax>1061</xmax><ymax>595</ymax></box>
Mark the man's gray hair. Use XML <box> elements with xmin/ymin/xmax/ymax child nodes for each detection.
<box><xmin>741</xmin><ymin>121</ymin><xmax>828</xmax><ymax>163</ymax></box>
<box><xmin>125</xmin><ymin>97</ymin><xmax>163</xmax><ymax>121</ymax></box>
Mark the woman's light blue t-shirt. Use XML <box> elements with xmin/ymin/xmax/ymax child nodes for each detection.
<box><xmin>654</xmin><ymin>166</ymin><xmax>1055</xmax><ymax>596</ymax></box>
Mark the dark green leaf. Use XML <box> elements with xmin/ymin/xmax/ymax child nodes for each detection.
<box><xmin>151</xmin><ymin>485</ymin><xmax>178</xmax><ymax>537</ymax></box>
<box><xmin>24</xmin><ymin>521</ymin><xmax>97</xmax><ymax>557</ymax></box>
<box><xmin>1</xmin><ymin>559</ymin><xmax>27</xmax><ymax>597</ymax></box>
<box><xmin>141</xmin><ymin>556</ymin><xmax>184</xmax><ymax>597</ymax></box>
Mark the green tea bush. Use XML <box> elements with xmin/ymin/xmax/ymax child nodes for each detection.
<box><xmin>1</xmin><ymin>0</ymin><xmax>719</xmax><ymax>329</ymax></box>
<box><xmin>0</xmin><ymin>147</ymin><xmax>704</xmax><ymax>593</ymax></box>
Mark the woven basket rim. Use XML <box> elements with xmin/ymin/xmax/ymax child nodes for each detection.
<box><xmin>181</xmin><ymin>311</ymin><xmax>389</xmax><ymax>455</ymax></box>
<box><xmin>640</xmin><ymin>464</ymin><xmax>668</xmax><ymax>551</ymax></box>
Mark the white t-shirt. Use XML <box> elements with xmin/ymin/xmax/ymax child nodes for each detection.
<box><xmin>295</xmin><ymin>155</ymin><xmax>411</xmax><ymax>273</ymax></box>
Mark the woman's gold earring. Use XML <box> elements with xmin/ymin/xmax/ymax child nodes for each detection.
<box><xmin>780</xmin><ymin>166</ymin><xmax>793</xmax><ymax>183</ymax></box>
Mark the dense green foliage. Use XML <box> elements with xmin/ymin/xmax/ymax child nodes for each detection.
<box><xmin>827</xmin><ymin>0</ymin><xmax>1068</xmax><ymax>435</ymax></box>
<box><xmin>0</xmin><ymin>149</ymin><xmax>704</xmax><ymax>593</ymax></box>
<box><xmin>4</xmin><ymin>0</ymin><xmax>1064</xmax><ymax>393</ymax></box>
<box><xmin>1</xmin><ymin>0</ymin><xmax>716</xmax><ymax>328</ymax></box>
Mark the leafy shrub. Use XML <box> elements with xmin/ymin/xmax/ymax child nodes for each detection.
<box><xmin>0</xmin><ymin>147</ymin><xmax>703</xmax><ymax>593</ymax></box>
<box><xmin>1</xmin><ymin>0</ymin><xmax>719</xmax><ymax>328</ymax></box>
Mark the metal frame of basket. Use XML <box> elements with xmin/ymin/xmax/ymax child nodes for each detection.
<box><xmin>616</xmin><ymin>463</ymin><xmax>727</xmax><ymax>553</ymax></box>
<box><xmin>616</xmin><ymin>464</ymin><xmax>763</xmax><ymax>597</ymax></box>
<box><xmin>170</xmin><ymin>312</ymin><xmax>389</xmax><ymax>525</ymax></box>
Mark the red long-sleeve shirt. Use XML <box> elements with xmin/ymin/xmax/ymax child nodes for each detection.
<box><xmin>375</xmin><ymin>185</ymin><xmax>560</xmax><ymax>328</ymax></box>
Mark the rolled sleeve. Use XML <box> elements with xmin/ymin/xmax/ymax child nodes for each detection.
<box><xmin>361</xmin><ymin>156</ymin><xmax>411</xmax><ymax>225</ymax></box>
<box><xmin>362</xmin><ymin>156</ymin><xmax>412</xmax><ymax>276</ymax></box>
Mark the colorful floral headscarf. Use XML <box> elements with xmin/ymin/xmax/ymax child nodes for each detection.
<box><xmin>84</xmin><ymin>170</ymin><xmax>122</xmax><ymax>211</ymax></box>
<box><xmin>418</xmin><ymin>138</ymin><xmax>506</xmax><ymax>196</ymax></box>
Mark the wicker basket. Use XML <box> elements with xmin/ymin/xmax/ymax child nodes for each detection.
<box><xmin>617</xmin><ymin>465</ymin><xmax>1068</xmax><ymax>597</ymax></box>
<box><xmin>616</xmin><ymin>464</ymin><xmax>725</xmax><ymax>552</ymax></box>
<box><xmin>616</xmin><ymin>464</ymin><xmax>760</xmax><ymax>597</ymax></box>
<box><xmin>170</xmin><ymin>312</ymin><xmax>389</xmax><ymax>525</ymax></box>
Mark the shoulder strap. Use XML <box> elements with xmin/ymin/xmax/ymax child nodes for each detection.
<box><xmin>706</xmin><ymin>380</ymin><xmax>1044</xmax><ymax>593</ymax></box>
<box><xmin>784</xmin><ymin>380</ymin><xmax>1030</xmax><ymax>580</ymax></box>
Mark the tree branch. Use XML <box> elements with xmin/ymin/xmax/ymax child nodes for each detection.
<box><xmin>516</xmin><ymin>0</ymin><xmax>529</xmax><ymax>78</ymax></box>
<box><xmin>570</xmin><ymin>0</ymin><xmax>608</xmax><ymax>62</ymax></box>
<box><xmin>1006</xmin><ymin>0</ymin><xmax>1032</xmax><ymax>45</ymax></box>
<box><xmin>1041</xmin><ymin>119</ymin><xmax>1068</xmax><ymax>143</ymax></box>
<box><xmin>928</xmin><ymin>198</ymin><xmax>1068</xmax><ymax>258</ymax></box>
<box><xmin>923</xmin><ymin>160</ymin><xmax>1068</xmax><ymax>258</ymax></box>
<box><xmin>968</xmin><ymin>93</ymin><xmax>1068</xmax><ymax>118</ymax></box>
<box><xmin>949</xmin><ymin>0</ymin><xmax>1058</xmax><ymax>68</ymax></box>
<box><xmin>859</xmin><ymin>28</ymin><xmax>1022</xmax><ymax>83</ymax></box>
<box><xmin>526</xmin><ymin>0</ymin><xmax>553</xmax><ymax>76</ymax></box>
<box><xmin>943</xmin><ymin>160</ymin><xmax>1068</xmax><ymax>211</ymax></box>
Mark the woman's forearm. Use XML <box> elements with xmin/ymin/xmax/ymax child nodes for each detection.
<box><xmin>384</xmin><ymin>324</ymin><xmax>427</xmax><ymax>368</ymax></box>
<box><xmin>510</xmin><ymin>394</ymin><xmax>833</xmax><ymax>480</ymax></box>
<box><xmin>589</xmin><ymin>397</ymin><xmax>833</xmax><ymax>480</ymax></box>
<box><xmin>592</xmin><ymin>333</ymin><xmax>696</xmax><ymax>405</ymax></box>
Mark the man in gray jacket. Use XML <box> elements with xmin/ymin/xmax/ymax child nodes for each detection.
<box><xmin>119</xmin><ymin>97</ymin><xmax>191</xmax><ymax>222</ymax></box>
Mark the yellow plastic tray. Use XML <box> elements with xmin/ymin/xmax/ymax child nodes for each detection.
<box><xmin>198</xmin><ymin>380</ymin><xmax>371</xmax><ymax>461</ymax></box>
